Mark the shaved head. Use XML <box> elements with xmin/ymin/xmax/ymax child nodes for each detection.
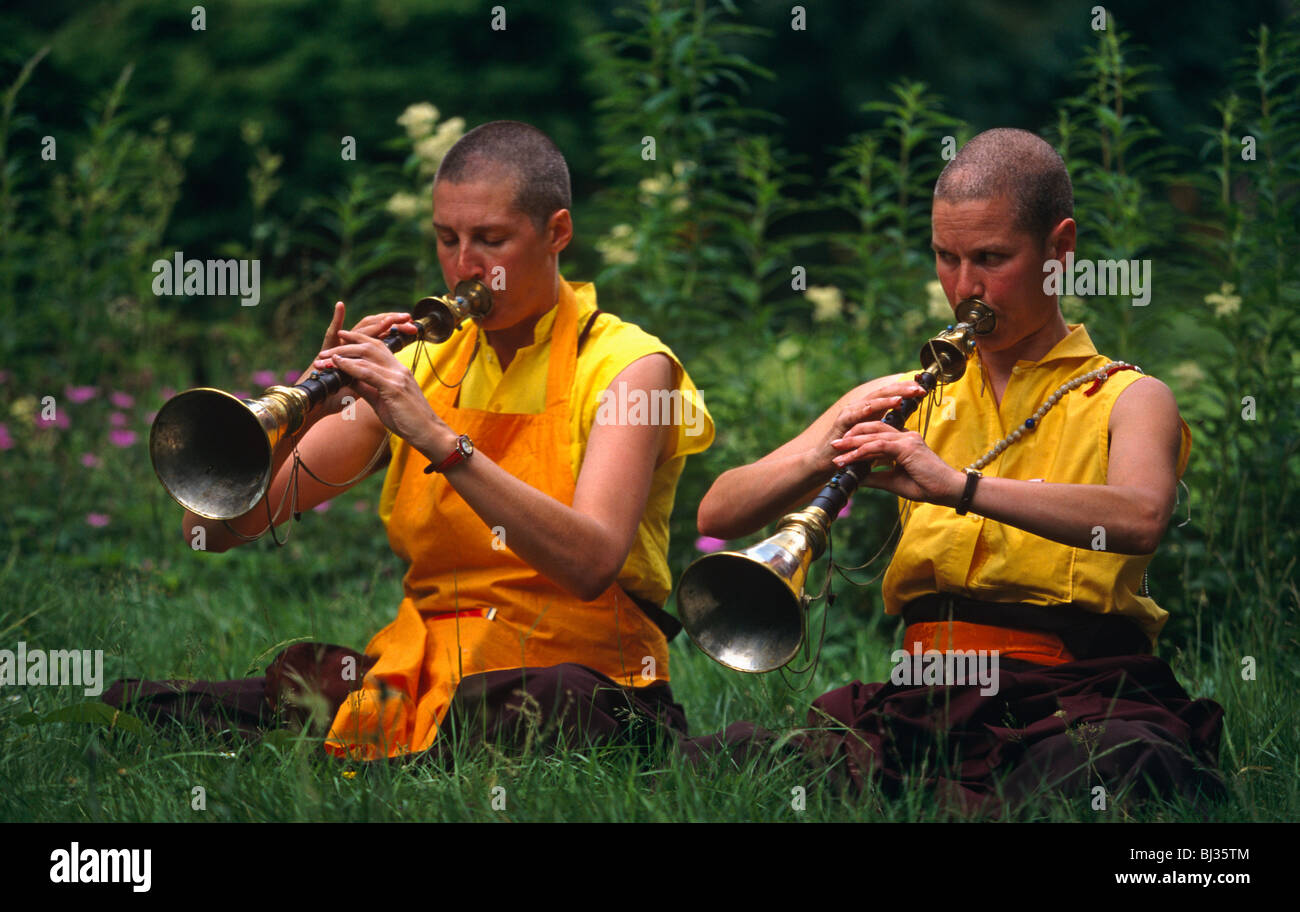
<box><xmin>435</xmin><ymin>120</ymin><xmax>572</xmax><ymax>231</ymax></box>
<box><xmin>934</xmin><ymin>128</ymin><xmax>1073</xmax><ymax>245</ymax></box>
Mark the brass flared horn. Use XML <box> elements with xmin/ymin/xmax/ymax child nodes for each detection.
<box><xmin>675</xmin><ymin>299</ymin><xmax>996</xmax><ymax>673</ymax></box>
<box><xmin>149</xmin><ymin>280</ymin><xmax>492</xmax><ymax>520</ymax></box>
<box><xmin>677</xmin><ymin>507</ymin><xmax>829</xmax><ymax>673</ymax></box>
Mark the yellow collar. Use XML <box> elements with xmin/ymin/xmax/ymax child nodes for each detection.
<box><xmin>974</xmin><ymin>323</ymin><xmax>1099</xmax><ymax>374</ymax></box>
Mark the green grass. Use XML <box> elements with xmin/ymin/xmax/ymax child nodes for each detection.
<box><xmin>0</xmin><ymin>510</ymin><xmax>1293</xmax><ymax>823</ymax></box>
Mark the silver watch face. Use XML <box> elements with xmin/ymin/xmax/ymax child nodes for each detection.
<box><xmin>459</xmin><ymin>435</ymin><xmax>474</xmax><ymax>457</ymax></box>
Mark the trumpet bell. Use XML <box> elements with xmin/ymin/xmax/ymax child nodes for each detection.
<box><xmin>677</xmin><ymin>549</ymin><xmax>806</xmax><ymax>673</ymax></box>
<box><xmin>677</xmin><ymin>509</ymin><xmax>828</xmax><ymax>673</ymax></box>
<box><xmin>149</xmin><ymin>388</ymin><xmax>275</xmax><ymax>520</ymax></box>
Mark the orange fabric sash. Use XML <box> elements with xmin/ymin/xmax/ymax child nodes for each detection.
<box><xmin>325</xmin><ymin>282</ymin><xmax>669</xmax><ymax>760</ymax></box>
<box><xmin>903</xmin><ymin>621</ymin><xmax>1075</xmax><ymax>667</ymax></box>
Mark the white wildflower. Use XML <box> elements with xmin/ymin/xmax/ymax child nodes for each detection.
<box><xmin>397</xmin><ymin>103</ymin><xmax>440</xmax><ymax>140</ymax></box>
<box><xmin>805</xmin><ymin>285</ymin><xmax>844</xmax><ymax>322</ymax></box>
<box><xmin>1204</xmin><ymin>282</ymin><xmax>1241</xmax><ymax>317</ymax></box>
<box><xmin>416</xmin><ymin>117</ymin><xmax>466</xmax><ymax>174</ymax></box>
<box><xmin>385</xmin><ymin>192</ymin><xmax>423</xmax><ymax>221</ymax></box>
<box><xmin>596</xmin><ymin>223</ymin><xmax>637</xmax><ymax>266</ymax></box>
<box><xmin>638</xmin><ymin>174</ymin><xmax>670</xmax><ymax>200</ymax></box>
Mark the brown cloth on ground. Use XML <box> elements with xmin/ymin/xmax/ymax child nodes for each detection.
<box><xmin>104</xmin><ymin>647</ymin><xmax>1227</xmax><ymax>814</ymax></box>
<box><xmin>102</xmin><ymin>643</ymin><xmax>689</xmax><ymax>760</ymax></box>
<box><xmin>677</xmin><ymin>654</ymin><xmax>1227</xmax><ymax>815</ymax></box>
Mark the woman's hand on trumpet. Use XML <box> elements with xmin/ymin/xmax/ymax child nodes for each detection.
<box><xmin>697</xmin><ymin>375</ymin><xmax>929</xmax><ymax>539</ymax></box>
<box><xmin>828</xmin><ymin>422</ymin><xmax>965</xmax><ymax>507</ymax></box>
<box><xmin>815</xmin><ymin>378</ymin><xmax>926</xmax><ymax>470</ymax></box>
<box><xmin>301</xmin><ymin>302</ymin><xmax>420</xmax><ymax>415</ymax></box>
<box><xmin>313</xmin><ymin>312</ymin><xmax>452</xmax><ymax>455</ymax></box>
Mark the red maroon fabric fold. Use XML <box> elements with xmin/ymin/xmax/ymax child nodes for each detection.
<box><xmin>679</xmin><ymin>654</ymin><xmax>1226</xmax><ymax>815</ymax></box>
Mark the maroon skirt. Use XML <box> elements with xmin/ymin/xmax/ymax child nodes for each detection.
<box><xmin>681</xmin><ymin>654</ymin><xmax>1226</xmax><ymax>814</ymax></box>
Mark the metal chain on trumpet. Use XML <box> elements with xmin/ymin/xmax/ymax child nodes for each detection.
<box><xmin>839</xmin><ymin>365</ymin><xmax>947</xmax><ymax>577</ymax></box>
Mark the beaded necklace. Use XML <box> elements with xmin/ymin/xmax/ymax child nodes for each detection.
<box><xmin>964</xmin><ymin>361</ymin><xmax>1139</xmax><ymax>472</ymax></box>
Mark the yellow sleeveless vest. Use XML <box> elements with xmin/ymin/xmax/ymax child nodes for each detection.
<box><xmin>884</xmin><ymin>324</ymin><xmax>1191</xmax><ymax>646</ymax></box>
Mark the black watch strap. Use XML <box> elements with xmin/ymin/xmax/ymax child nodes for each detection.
<box><xmin>955</xmin><ymin>469</ymin><xmax>982</xmax><ymax>515</ymax></box>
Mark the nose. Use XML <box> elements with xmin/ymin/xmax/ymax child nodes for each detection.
<box><xmin>954</xmin><ymin>260</ymin><xmax>985</xmax><ymax>302</ymax></box>
<box><xmin>452</xmin><ymin>244</ymin><xmax>485</xmax><ymax>283</ymax></box>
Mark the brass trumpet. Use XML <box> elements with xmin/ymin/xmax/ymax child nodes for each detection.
<box><xmin>150</xmin><ymin>280</ymin><xmax>493</xmax><ymax>521</ymax></box>
<box><xmin>675</xmin><ymin>299</ymin><xmax>996</xmax><ymax>673</ymax></box>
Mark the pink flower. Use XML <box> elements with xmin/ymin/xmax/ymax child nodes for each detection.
<box><xmin>81</xmin><ymin>452</ymin><xmax>101</xmax><ymax>468</ymax></box>
<box><xmin>110</xmin><ymin>391</ymin><xmax>134</xmax><ymax>408</ymax></box>
<box><xmin>838</xmin><ymin>499</ymin><xmax>852</xmax><ymax>519</ymax></box>
<box><xmin>232</xmin><ymin>390</ymin><xmax>249</xmax><ymax>400</ymax></box>
<box><xmin>145</xmin><ymin>410</ymin><xmax>157</xmax><ymax>424</ymax></box>
<box><xmin>353</xmin><ymin>500</ymin><xmax>369</xmax><ymax>513</ymax></box>
<box><xmin>695</xmin><ymin>536</ymin><xmax>728</xmax><ymax>554</ymax></box>
<box><xmin>35</xmin><ymin>411</ymin><xmax>70</xmax><ymax>430</ymax></box>
<box><xmin>313</xmin><ymin>501</ymin><xmax>331</xmax><ymax>513</ymax></box>
<box><xmin>86</xmin><ymin>513</ymin><xmax>110</xmax><ymax>527</ymax></box>
<box><xmin>109</xmin><ymin>429</ymin><xmax>137</xmax><ymax>447</ymax></box>
<box><xmin>0</xmin><ymin>423</ymin><xmax>12</xmax><ymax>450</ymax></box>
<box><xmin>253</xmin><ymin>370</ymin><xmax>278</xmax><ymax>387</ymax></box>
<box><xmin>110</xmin><ymin>412</ymin><xmax>128</xmax><ymax>427</ymax></box>
<box><xmin>283</xmin><ymin>371</ymin><xmax>300</xmax><ymax>385</ymax></box>
<box><xmin>160</xmin><ymin>387</ymin><xmax>177</xmax><ymax>400</ymax></box>
<box><xmin>66</xmin><ymin>386</ymin><xmax>97</xmax><ymax>403</ymax></box>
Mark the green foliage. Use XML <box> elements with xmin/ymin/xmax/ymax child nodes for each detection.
<box><xmin>0</xmin><ymin>44</ymin><xmax>50</xmax><ymax>310</ymax></box>
<box><xmin>1</xmin><ymin>56</ymin><xmax>191</xmax><ymax>385</ymax></box>
<box><xmin>588</xmin><ymin>0</ymin><xmax>786</xmax><ymax>347</ymax></box>
<box><xmin>1050</xmin><ymin>22</ymin><xmax>1179</xmax><ymax>357</ymax></box>
<box><xmin>1162</xmin><ymin>22</ymin><xmax>1300</xmax><ymax>650</ymax></box>
<box><xmin>825</xmin><ymin>81</ymin><xmax>963</xmax><ymax>332</ymax></box>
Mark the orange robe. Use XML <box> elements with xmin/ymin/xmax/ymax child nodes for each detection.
<box><xmin>326</xmin><ymin>281</ymin><xmax>708</xmax><ymax>760</ymax></box>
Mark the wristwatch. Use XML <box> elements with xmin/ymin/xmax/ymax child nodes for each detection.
<box><xmin>955</xmin><ymin>468</ymin><xmax>982</xmax><ymax>515</ymax></box>
<box><xmin>425</xmin><ymin>433</ymin><xmax>474</xmax><ymax>474</ymax></box>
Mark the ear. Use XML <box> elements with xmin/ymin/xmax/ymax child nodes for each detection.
<box><xmin>546</xmin><ymin>208</ymin><xmax>573</xmax><ymax>256</ymax></box>
<box><xmin>1045</xmin><ymin>217</ymin><xmax>1076</xmax><ymax>260</ymax></box>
